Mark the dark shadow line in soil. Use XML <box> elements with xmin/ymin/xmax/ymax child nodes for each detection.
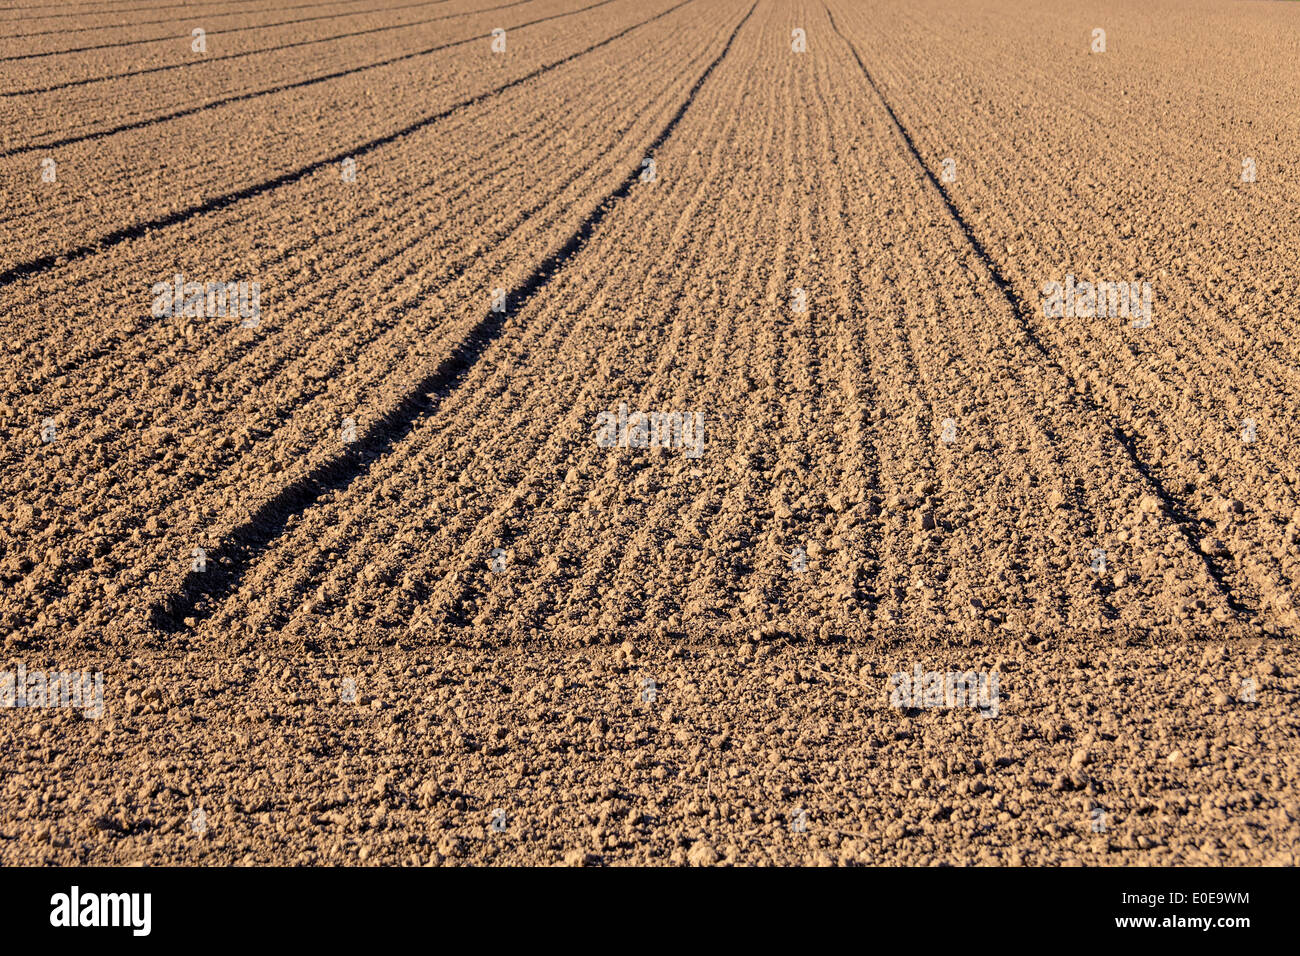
<box><xmin>147</xmin><ymin>0</ymin><xmax>757</xmax><ymax>632</ymax></box>
<box><xmin>0</xmin><ymin>0</ymin><xmax>678</xmax><ymax>288</ymax></box>
<box><xmin>823</xmin><ymin>2</ymin><xmax>1254</xmax><ymax>625</ymax></box>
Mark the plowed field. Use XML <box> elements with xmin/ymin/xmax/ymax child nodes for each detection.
<box><xmin>2</xmin><ymin>0</ymin><xmax>1298</xmax><ymax>865</ymax></box>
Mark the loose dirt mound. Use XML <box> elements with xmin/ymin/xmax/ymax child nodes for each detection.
<box><xmin>1</xmin><ymin>0</ymin><xmax>1297</xmax><ymax>865</ymax></box>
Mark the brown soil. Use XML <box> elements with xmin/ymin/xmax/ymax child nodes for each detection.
<box><xmin>1</xmin><ymin>0</ymin><xmax>1298</xmax><ymax>865</ymax></box>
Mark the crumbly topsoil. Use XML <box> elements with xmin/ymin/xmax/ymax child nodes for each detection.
<box><xmin>2</xmin><ymin>0</ymin><xmax>1298</xmax><ymax>864</ymax></box>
